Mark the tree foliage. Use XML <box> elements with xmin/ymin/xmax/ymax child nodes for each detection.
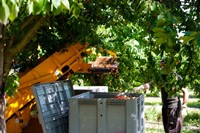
<box><xmin>0</xmin><ymin>0</ymin><xmax>82</xmax><ymax>94</ymax></box>
<box><xmin>0</xmin><ymin>0</ymin><xmax>73</xmax><ymax>24</ymax></box>
<box><xmin>69</xmin><ymin>0</ymin><xmax>200</xmax><ymax>95</ymax></box>
<box><xmin>1</xmin><ymin>0</ymin><xmax>200</xmax><ymax>97</ymax></box>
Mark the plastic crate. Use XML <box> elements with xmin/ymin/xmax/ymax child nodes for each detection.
<box><xmin>69</xmin><ymin>92</ymin><xmax>145</xmax><ymax>133</ymax></box>
<box><xmin>42</xmin><ymin>114</ymin><xmax>68</xmax><ymax>133</ymax></box>
<box><xmin>32</xmin><ymin>79</ymin><xmax>74</xmax><ymax>133</ymax></box>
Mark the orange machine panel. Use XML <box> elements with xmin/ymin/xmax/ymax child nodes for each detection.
<box><xmin>6</xmin><ymin>42</ymin><xmax>88</xmax><ymax>133</ymax></box>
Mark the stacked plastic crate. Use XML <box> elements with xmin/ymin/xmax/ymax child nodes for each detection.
<box><xmin>69</xmin><ymin>92</ymin><xmax>145</xmax><ymax>133</ymax></box>
<box><xmin>32</xmin><ymin>80</ymin><xmax>74</xmax><ymax>133</ymax></box>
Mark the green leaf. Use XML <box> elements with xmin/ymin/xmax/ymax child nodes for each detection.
<box><xmin>5</xmin><ymin>73</ymin><xmax>19</xmax><ymax>96</ymax></box>
<box><xmin>28</xmin><ymin>1</ymin><xmax>34</xmax><ymax>14</ymax></box>
<box><xmin>33</xmin><ymin>0</ymin><xmax>46</xmax><ymax>14</ymax></box>
<box><xmin>13</xmin><ymin>80</ymin><xmax>19</xmax><ymax>87</ymax></box>
<box><xmin>180</xmin><ymin>36</ymin><xmax>195</xmax><ymax>45</ymax></box>
<box><xmin>6</xmin><ymin>90</ymin><xmax>14</xmax><ymax>97</ymax></box>
<box><xmin>154</xmin><ymin>32</ymin><xmax>167</xmax><ymax>38</ymax></box>
<box><xmin>61</xmin><ymin>0</ymin><xmax>70</xmax><ymax>9</ymax></box>
<box><xmin>4</xmin><ymin>1</ymin><xmax>10</xmax><ymax>16</ymax></box>
<box><xmin>72</xmin><ymin>4</ymin><xmax>80</xmax><ymax>18</ymax></box>
<box><xmin>152</xmin><ymin>27</ymin><xmax>166</xmax><ymax>33</ymax></box>
<box><xmin>52</xmin><ymin>5</ymin><xmax>62</xmax><ymax>15</ymax></box>
<box><xmin>0</xmin><ymin>6</ymin><xmax>6</xmax><ymax>24</ymax></box>
<box><xmin>0</xmin><ymin>0</ymin><xmax>10</xmax><ymax>24</ymax></box>
<box><xmin>190</xmin><ymin>32</ymin><xmax>198</xmax><ymax>37</ymax></box>
<box><xmin>77</xmin><ymin>3</ymin><xmax>84</xmax><ymax>9</ymax></box>
<box><xmin>44</xmin><ymin>2</ymin><xmax>51</xmax><ymax>12</ymax></box>
<box><xmin>156</xmin><ymin>37</ymin><xmax>164</xmax><ymax>45</ymax></box>
<box><xmin>156</xmin><ymin>18</ymin><xmax>166</xmax><ymax>27</ymax></box>
<box><xmin>52</xmin><ymin>0</ymin><xmax>61</xmax><ymax>9</ymax></box>
<box><xmin>138</xmin><ymin>1</ymin><xmax>146</xmax><ymax>13</ymax></box>
<box><xmin>166</xmin><ymin>12</ymin><xmax>177</xmax><ymax>23</ymax></box>
<box><xmin>151</xmin><ymin>1</ymin><xmax>157</xmax><ymax>11</ymax></box>
<box><xmin>167</xmin><ymin>37</ymin><xmax>173</xmax><ymax>47</ymax></box>
<box><xmin>8</xmin><ymin>3</ymin><xmax>19</xmax><ymax>21</ymax></box>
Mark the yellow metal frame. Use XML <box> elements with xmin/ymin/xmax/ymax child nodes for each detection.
<box><xmin>6</xmin><ymin>42</ymin><xmax>89</xmax><ymax>133</ymax></box>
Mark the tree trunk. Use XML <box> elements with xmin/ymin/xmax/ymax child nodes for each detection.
<box><xmin>0</xmin><ymin>22</ymin><xmax>6</xmax><ymax>133</ymax></box>
<box><xmin>0</xmin><ymin>15</ymin><xmax>45</xmax><ymax>133</ymax></box>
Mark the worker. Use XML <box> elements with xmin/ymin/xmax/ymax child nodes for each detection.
<box><xmin>133</xmin><ymin>58</ymin><xmax>189</xmax><ymax>133</ymax></box>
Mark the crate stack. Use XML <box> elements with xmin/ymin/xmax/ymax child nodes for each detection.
<box><xmin>32</xmin><ymin>80</ymin><xmax>74</xmax><ymax>133</ymax></box>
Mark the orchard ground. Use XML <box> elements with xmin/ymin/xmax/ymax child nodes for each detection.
<box><xmin>144</xmin><ymin>91</ymin><xmax>200</xmax><ymax>133</ymax></box>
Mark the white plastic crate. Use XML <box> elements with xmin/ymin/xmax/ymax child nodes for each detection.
<box><xmin>32</xmin><ymin>79</ymin><xmax>74</xmax><ymax>133</ymax></box>
<box><xmin>69</xmin><ymin>92</ymin><xmax>145</xmax><ymax>133</ymax></box>
<box><xmin>73</xmin><ymin>86</ymin><xmax>108</xmax><ymax>95</ymax></box>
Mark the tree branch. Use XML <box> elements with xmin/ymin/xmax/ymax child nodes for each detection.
<box><xmin>3</xmin><ymin>15</ymin><xmax>45</xmax><ymax>76</ymax></box>
<box><xmin>20</xmin><ymin>15</ymin><xmax>36</xmax><ymax>31</ymax></box>
<box><xmin>9</xmin><ymin>15</ymin><xmax>45</xmax><ymax>56</ymax></box>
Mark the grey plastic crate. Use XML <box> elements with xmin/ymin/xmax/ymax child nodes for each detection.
<box><xmin>32</xmin><ymin>79</ymin><xmax>74</xmax><ymax>133</ymax></box>
<box><xmin>69</xmin><ymin>92</ymin><xmax>145</xmax><ymax>133</ymax></box>
<box><xmin>43</xmin><ymin>115</ymin><xmax>68</xmax><ymax>133</ymax></box>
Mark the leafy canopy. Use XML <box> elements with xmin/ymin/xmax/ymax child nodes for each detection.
<box><xmin>0</xmin><ymin>0</ymin><xmax>82</xmax><ymax>24</ymax></box>
<box><xmin>2</xmin><ymin>0</ymin><xmax>200</xmax><ymax>96</ymax></box>
<box><xmin>69</xmin><ymin>0</ymin><xmax>200</xmax><ymax>95</ymax></box>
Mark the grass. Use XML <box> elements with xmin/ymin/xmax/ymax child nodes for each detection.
<box><xmin>187</xmin><ymin>100</ymin><xmax>200</xmax><ymax>108</ymax></box>
<box><xmin>144</xmin><ymin>96</ymin><xmax>200</xmax><ymax>133</ymax></box>
<box><xmin>145</xmin><ymin>101</ymin><xmax>162</xmax><ymax>106</ymax></box>
<box><xmin>146</xmin><ymin>128</ymin><xmax>200</xmax><ymax>133</ymax></box>
<box><xmin>181</xmin><ymin>130</ymin><xmax>200</xmax><ymax>133</ymax></box>
<box><xmin>183</xmin><ymin>111</ymin><xmax>200</xmax><ymax>127</ymax></box>
<box><xmin>145</xmin><ymin>107</ymin><xmax>200</xmax><ymax>133</ymax></box>
<box><xmin>145</xmin><ymin>106</ymin><xmax>162</xmax><ymax>122</ymax></box>
<box><xmin>145</xmin><ymin>128</ymin><xmax>164</xmax><ymax>133</ymax></box>
<box><xmin>145</xmin><ymin>100</ymin><xmax>200</xmax><ymax>108</ymax></box>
